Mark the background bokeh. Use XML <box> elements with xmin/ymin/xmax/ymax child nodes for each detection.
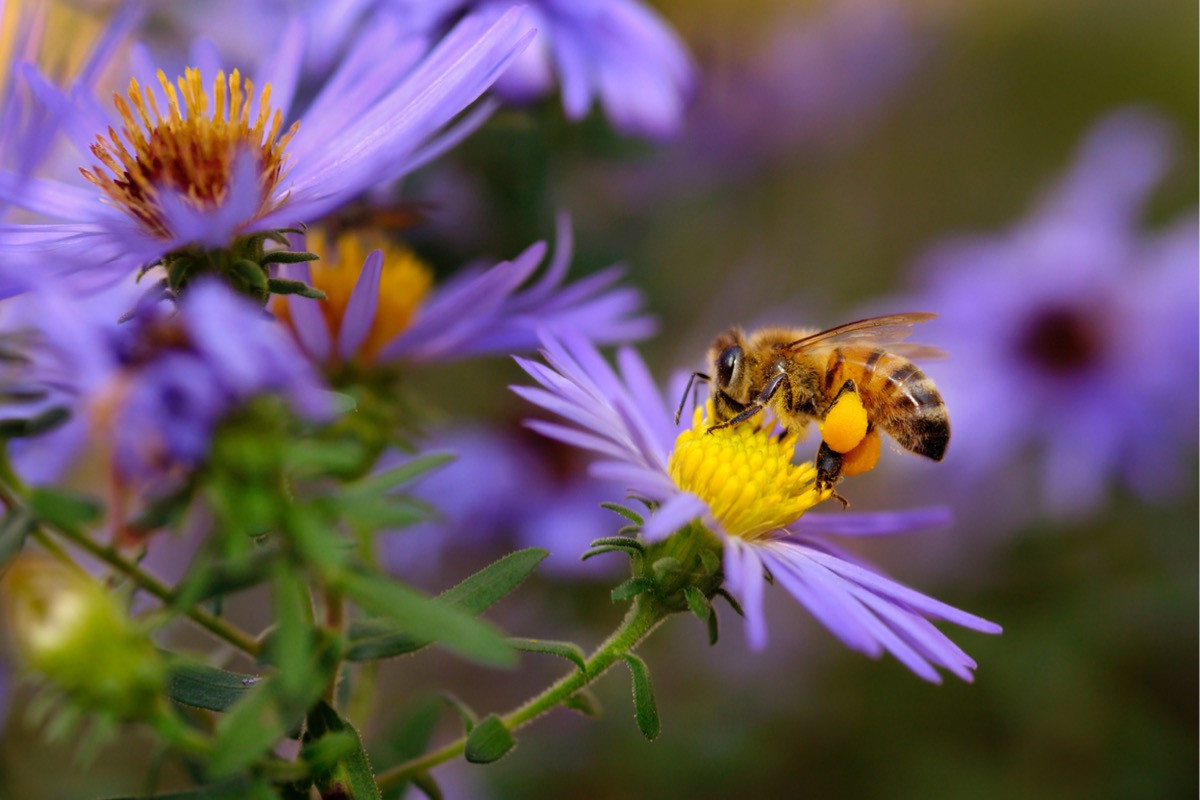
<box><xmin>1</xmin><ymin>0</ymin><xmax>1195</xmax><ymax>797</ymax></box>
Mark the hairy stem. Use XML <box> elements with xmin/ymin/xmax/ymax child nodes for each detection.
<box><xmin>375</xmin><ymin>594</ymin><xmax>670</xmax><ymax>792</ymax></box>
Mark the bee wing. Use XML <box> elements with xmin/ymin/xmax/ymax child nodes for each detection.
<box><xmin>782</xmin><ymin>313</ymin><xmax>938</xmax><ymax>354</ymax></box>
<box><xmin>888</xmin><ymin>343</ymin><xmax>947</xmax><ymax>360</ymax></box>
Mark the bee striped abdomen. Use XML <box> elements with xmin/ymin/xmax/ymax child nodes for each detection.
<box><xmin>825</xmin><ymin>347</ymin><xmax>950</xmax><ymax>462</ymax></box>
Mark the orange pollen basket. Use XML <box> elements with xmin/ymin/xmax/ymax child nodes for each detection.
<box><xmin>80</xmin><ymin>68</ymin><xmax>298</xmax><ymax>240</ymax></box>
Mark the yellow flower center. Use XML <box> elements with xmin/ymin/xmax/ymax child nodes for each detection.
<box><xmin>81</xmin><ymin>68</ymin><xmax>297</xmax><ymax>240</ymax></box>
<box><xmin>274</xmin><ymin>229</ymin><xmax>433</xmax><ymax>364</ymax></box>
<box><xmin>668</xmin><ymin>403</ymin><xmax>831</xmax><ymax>541</ymax></box>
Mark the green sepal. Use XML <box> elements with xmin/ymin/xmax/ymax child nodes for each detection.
<box><xmin>562</xmin><ymin>688</ymin><xmax>602</xmax><ymax>718</ymax></box>
<box><xmin>586</xmin><ymin>536</ymin><xmax>645</xmax><ymax>555</ymax></box>
<box><xmin>302</xmin><ymin>700</ymin><xmax>381</xmax><ymax>800</ymax></box>
<box><xmin>28</xmin><ymin>486</ymin><xmax>101</xmax><ymax>531</ymax></box>
<box><xmin>698</xmin><ymin>548</ymin><xmax>722</xmax><ymax>575</ymax></box>
<box><xmin>463</xmin><ymin>715</ymin><xmax>515</xmax><ymax>764</ymax></box>
<box><xmin>509</xmin><ymin>638</ymin><xmax>587</xmax><ymax>674</ymax></box>
<box><xmin>600</xmin><ymin>502</ymin><xmax>645</xmax><ymax>526</ymax></box>
<box><xmin>345</xmin><ymin>548</ymin><xmax>548</xmax><ymax>663</ymax></box>
<box><xmin>610</xmin><ymin>576</ymin><xmax>654</xmax><ymax>602</ymax></box>
<box><xmin>267</xmin><ymin>278</ymin><xmax>327</xmax><ymax>299</ymax></box>
<box><xmin>623</xmin><ymin>653</ymin><xmax>661</xmax><ymax>741</ymax></box>
<box><xmin>165</xmin><ymin>657</ymin><xmax>261</xmax><ymax>712</ymax></box>
<box><xmin>616</xmin><ymin>524</ymin><xmax>643</xmax><ymax>537</ymax></box>
<box><xmin>714</xmin><ymin>588</ymin><xmax>744</xmax><ymax>617</ymax></box>
<box><xmin>580</xmin><ymin>545</ymin><xmax>640</xmax><ymax>563</ymax></box>
<box><xmin>651</xmin><ymin>557</ymin><xmax>683</xmax><ymax>582</ymax></box>
<box><xmin>261</xmin><ymin>250</ymin><xmax>319</xmax><ymax>265</ymax></box>
<box><xmin>0</xmin><ymin>405</ymin><xmax>71</xmax><ymax>438</ymax></box>
<box><xmin>0</xmin><ymin>507</ymin><xmax>34</xmax><ymax>571</ymax></box>
<box><xmin>230</xmin><ymin>259</ymin><xmax>268</xmax><ymax>292</ymax></box>
<box><xmin>441</xmin><ymin>692</ymin><xmax>479</xmax><ymax>734</ymax></box>
<box><xmin>337</xmin><ymin>570</ymin><xmax>515</xmax><ymax>667</ymax></box>
<box><xmin>684</xmin><ymin>586</ymin><xmax>711</xmax><ymax>622</ymax></box>
<box><xmin>706</xmin><ymin>606</ymin><xmax>720</xmax><ymax>646</ymax></box>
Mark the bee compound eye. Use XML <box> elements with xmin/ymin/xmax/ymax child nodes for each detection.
<box><xmin>716</xmin><ymin>346</ymin><xmax>742</xmax><ymax>387</ymax></box>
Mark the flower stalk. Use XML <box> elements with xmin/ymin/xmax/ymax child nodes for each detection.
<box><xmin>375</xmin><ymin>593</ymin><xmax>671</xmax><ymax>791</ymax></box>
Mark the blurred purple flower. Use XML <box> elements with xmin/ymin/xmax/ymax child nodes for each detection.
<box><xmin>0</xmin><ymin>7</ymin><xmax>535</xmax><ymax>294</ymax></box>
<box><xmin>278</xmin><ymin>214</ymin><xmax>654</xmax><ymax>368</ymax></box>
<box><xmin>18</xmin><ymin>279</ymin><xmax>330</xmax><ymax>482</ymax></box>
<box><xmin>513</xmin><ymin>333</ymin><xmax>1000</xmax><ymax>683</ymax></box>
<box><xmin>911</xmin><ymin>109</ymin><xmax>1199</xmax><ymax>518</ymax></box>
<box><xmin>388</xmin><ymin>0</ymin><xmax>696</xmax><ymax>139</ymax></box>
<box><xmin>0</xmin><ymin>1</ymin><xmax>143</xmax><ymax>219</ymax></box>
<box><xmin>382</xmin><ymin>424</ymin><xmax>626</xmax><ymax>580</ymax></box>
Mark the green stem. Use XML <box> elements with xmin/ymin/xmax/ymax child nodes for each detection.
<box><xmin>375</xmin><ymin>595</ymin><xmax>670</xmax><ymax>792</ymax></box>
<box><xmin>47</xmin><ymin>520</ymin><xmax>262</xmax><ymax>657</ymax></box>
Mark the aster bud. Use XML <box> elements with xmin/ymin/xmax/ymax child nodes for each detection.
<box><xmin>3</xmin><ymin>557</ymin><xmax>165</xmax><ymax>718</ymax></box>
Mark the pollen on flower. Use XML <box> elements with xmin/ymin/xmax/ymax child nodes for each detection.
<box><xmin>274</xmin><ymin>229</ymin><xmax>433</xmax><ymax>363</ymax></box>
<box><xmin>668</xmin><ymin>403</ymin><xmax>831</xmax><ymax>541</ymax></box>
<box><xmin>81</xmin><ymin>68</ymin><xmax>298</xmax><ymax>240</ymax></box>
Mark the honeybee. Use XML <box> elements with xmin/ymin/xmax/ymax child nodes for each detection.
<box><xmin>678</xmin><ymin>313</ymin><xmax>949</xmax><ymax>503</ymax></box>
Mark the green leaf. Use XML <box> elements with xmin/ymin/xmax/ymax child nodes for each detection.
<box><xmin>303</xmin><ymin>701</ymin><xmax>381</xmax><ymax>800</ymax></box>
<box><xmin>338</xmin><ymin>571</ymin><xmax>515</xmax><ymax>667</ymax></box>
<box><xmin>410</xmin><ymin>773</ymin><xmax>444</xmax><ymax>800</ymax></box>
<box><xmin>0</xmin><ymin>507</ymin><xmax>33</xmax><ymax>571</ymax></box>
<box><xmin>172</xmin><ymin>549</ymin><xmax>276</xmax><ymax>608</ymax></box>
<box><xmin>463</xmin><ymin>715</ymin><xmax>515</xmax><ymax>764</ymax></box>
<box><xmin>345</xmin><ymin>548</ymin><xmax>548</xmax><ymax>662</ymax></box>
<box><xmin>562</xmin><ymin>688</ymin><xmax>603</xmax><ymax>718</ymax></box>
<box><xmin>166</xmin><ymin>658</ymin><xmax>261</xmax><ymax>712</ymax></box>
<box><xmin>348</xmin><ymin>453</ymin><xmax>456</xmax><ymax>497</ymax></box>
<box><xmin>208</xmin><ymin>681</ymin><xmax>299</xmax><ymax>778</ymax></box>
<box><xmin>684</xmin><ymin>586</ymin><xmax>711</xmax><ymax>622</ymax></box>
<box><xmin>267</xmin><ymin>278</ymin><xmax>326</xmax><ymax>299</ymax></box>
<box><xmin>610</xmin><ymin>577</ymin><xmax>654</xmax><ymax>602</ymax></box>
<box><xmin>509</xmin><ymin>638</ymin><xmax>587</xmax><ymax>674</ymax></box>
<box><xmin>600</xmin><ymin>502</ymin><xmax>644</xmax><ymax>526</ymax></box>
<box><xmin>623</xmin><ymin>653</ymin><xmax>661</xmax><ymax>741</ymax></box>
<box><xmin>28</xmin><ymin>486</ymin><xmax>101</xmax><ymax>531</ymax></box>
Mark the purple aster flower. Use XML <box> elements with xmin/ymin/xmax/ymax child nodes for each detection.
<box><xmin>17</xmin><ymin>278</ymin><xmax>330</xmax><ymax>484</ymax></box>
<box><xmin>275</xmin><ymin>213</ymin><xmax>654</xmax><ymax>368</ymax></box>
<box><xmin>512</xmin><ymin>333</ymin><xmax>1000</xmax><ymax>683</ymax></box>
<box><xmin>0</xmin><ymin>0</ymin><xmax>143</xmax><ymax>218</ymax></box>
<box><xmin>386</xmin><ymin>0</ymin><xmax>696</xmax><ymax>139</ymax></box>
<box><xmin>909</xmin><ymin>108</ymin><xmax>1199</xmax><ymax>518</ymax></box>
<box><xmin>0</xmin><ymin>6</ymin><xmax>535</xmax><ymax>294</ymax></box>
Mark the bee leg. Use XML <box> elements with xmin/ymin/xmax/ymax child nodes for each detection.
<box><xmin>674</xmin><ymin>371</ymin><xmax>711</xmax><ymax>425</ymax></box>
<box><xmin>709</xmin><ymin>372</ymin><xmax>791</xmax><ymax>433</ymax></box>
<box><xmin>815</xmin><ymin>441</ymin><xmax>849</xmax><ymax>508</ymax></box>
